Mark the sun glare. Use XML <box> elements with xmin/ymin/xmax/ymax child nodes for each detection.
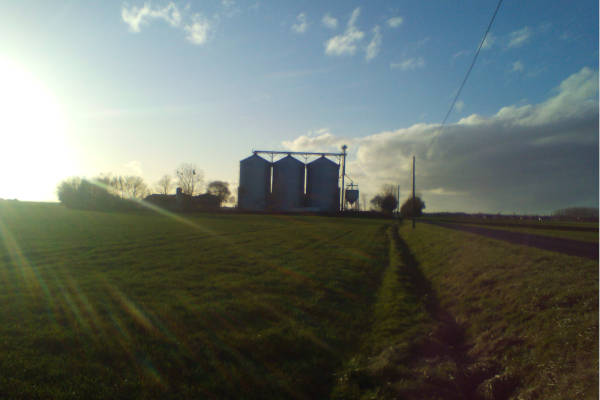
<box><xmin>0</xmin><ymin>56</ymin><xmax>73</xmax><ymax>201</ymax></box>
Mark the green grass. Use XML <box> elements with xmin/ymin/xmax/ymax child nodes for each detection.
<box><xmin>398</xmin><ymin>221</ymin><xmax>598</xmax><ymax>399</ymax></box>
<box><xmin>0</xmin><ymin>202</ymin><xmax>596</xmax><ymax>399</ymax></box>
<box><xmin>0</xmin><ymin>201</ymin><xmax>390</xmax><ymax>399</ymax></box>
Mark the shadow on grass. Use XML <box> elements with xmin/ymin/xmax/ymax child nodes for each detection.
<box><xmin>367</xmin><ymin>226</ymin><xmax>519</xmax><ymax>400</ymax></box>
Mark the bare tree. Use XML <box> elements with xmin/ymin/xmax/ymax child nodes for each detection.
<box><xmin>110</xmin><ymin>175</ymin><xmax>126</xmax><ymax>198</ymax></box>
<box><xmin>124</xmin><ymin>176</ymin><xmax>148</xmax><ymax>199</ymax></box>
<box><xmin>107</xmin><ymin>175</ymin><xmax>148</xmax><ymax>199</ymax></box>
<box><xmin>156</xmin><ymin>174</ymin><xmax>173</xmax><ymax>195</ymax></box>
<box><xmin>176</xmin><ymin>163</ymin><xmax>203</xmax><ymax>195</ymax></box>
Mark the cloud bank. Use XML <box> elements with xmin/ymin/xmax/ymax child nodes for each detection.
<box><xmin>283</xmin><ymin>68</ymin><xmax>599</xmax><ymax>213</ymax></box>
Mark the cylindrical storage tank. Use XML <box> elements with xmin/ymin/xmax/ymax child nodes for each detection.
<box><xmin>306</xmin><ymin>156</ymin><xmax>340</xmax><ymax>212</ymax></box>
<box><xmin>272</xmin><ymin>155</ymin><xmax>305</xmax><ymax>211</ymax></box>
<box><xmin>345</xmin><ymin>189</ymin><xmax>359</xmax><ymax>205</ymax></box>
<box><xmin>238</xmin><ymin>154</ymin><xmax>271</xmax><ymax>211</ymax></box>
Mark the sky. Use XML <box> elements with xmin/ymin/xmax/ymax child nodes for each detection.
<box><xmin>0</xmin><ymin>0</ymin><xmax>597</xmax><ymax>213</ymax></box>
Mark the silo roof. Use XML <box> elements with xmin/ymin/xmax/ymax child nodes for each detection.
<box><xmin>241</xmin><ymin>154</ymin><xmax>271</xmax><ymax>164</ymax></box>
<box><xmin>274</xmin><ymin>154</ymin><xmax>303</xmax><ymax>165</ymax></box>
<box><xmin>307</xmin><ymin>156</ymin><xmax>338</xmax><ymax>167</ymax></box>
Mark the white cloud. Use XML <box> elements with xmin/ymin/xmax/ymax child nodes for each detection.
<box><xmin>324</xmin><ymin>8</ymin><xmax>364</xmax><ymax>56</ymax></box>
<box><xmin>282</xmin><ymin>129</ymin><xmax>352</xmax><ymax>151</ymax></box>
<box><xmin>508</xmin><ymin>27</ymin><xmax>531</xmax><ymax>48</ymax></box>
<box><xmin>559</xmin><ymin>31</ymin><xmax>571</xmax><ymax>41</ymax></box>
<box><xmin>282</xmin><ymin>67</ymin><xmax>599</xmax><ymax>213</ymax></box>
<box><xmin>184</xmin><ymin>14</ymin><xmax>212</xmax><ymax>45</ymax></box>
<box><xmin>322</xmin><ymin>13</ymin><xmax>338</xmax><ymax>29</ymax></box>
<box><xmin>455</xmin><ymin>100</ymin><xmax>465</xmax><ymax>112</ymax></box>
<box><xmin>390</xmin><ymin>57</ymin><xmax>425</xmax><ymax>71</ymax></box>
<box><xmin>292</xmin><ymin>12</ymin><xmax>308</xmax><ymax>34</ymax></box>
<box><xmin>387</xmin><ymin>16</ymin><xmax>403</xmax><ymax>28</ymax></box>
<box><xmin>221</xmin><ymin>0</ymin><xmax>235</xmax><ymax>8</ymax></box>
<box><xmin>121</xmin><ymin>3</ymin><xmax>222</xmax><ymax>46</ymax></box>
<box><xmin>512</xmin><ymin>60</ymin><xmax>524</xmax><ymax>72</ymax></box>
<box><xmin>124</xmin><ymin>160</ymin><xmax>143</xmax><ymax>175</ymax></box>
<box><xmin>453</xmin><ymin>50</ymin><xmax>470</xmax><ymax>59</ymax></box>
<box><xmin>365</xmin><ymin>26</ymin><xmax>382</xmax><ymax>61</ymax></box>
<box><xmin>481</xmin><ymin>33</ymin><xmax>495</xmax><ymax>49</ymax></box>
<box><xmin>220</xmin><ymin>0</ymin><xmax>240</xmax><ymax>17</ymax></box>
<box><xmin>121</xmin><ymin>2</ymin><xmax>182</xmax><ymax>32</ymax></box>
<box><xmin>348</xmin><ymin>7</ymin><xmax>360</xmax><ymax>26</ymax></box>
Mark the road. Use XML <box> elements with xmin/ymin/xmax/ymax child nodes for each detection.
<box><xmin>422</xmin><ymin>221</ymin><xmax>598</xmax><ymax>260</ymax></box>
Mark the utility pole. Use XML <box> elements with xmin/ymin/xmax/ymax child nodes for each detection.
<box><xmin>397</xmin><ymin>184</ymin><xmax>400</xmax><ymax>216</ymax></box>
<box><xmin>340</xmin><ymin>145</ymin><xmax>347</xmax><ymax>212</ymax></box>
<box><xmin>412</xmin><ymin>156</ymin><xmax>416</xmax><ymax>229</ymax></box>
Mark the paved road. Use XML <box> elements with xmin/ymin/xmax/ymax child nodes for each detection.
<box><xmin>422</xmin><ymin>221</ymin><xmax>599</xmax><ymax>260</ymax></box>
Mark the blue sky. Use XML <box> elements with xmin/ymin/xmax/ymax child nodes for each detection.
<box><xmin>0</xmin><ymin>0</ymin><xmax>597</xmax><ymax>213</ymax></box>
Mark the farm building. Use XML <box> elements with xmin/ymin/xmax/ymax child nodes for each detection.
<box><xmin>145</xmin><ymin>189</ymin><xmax>220</xmax><ymax>211</ymax></box>
<box><xmin>237</xmin><ymin>150</ymin><xmax>346</xmax><ymax>213</ymax></box>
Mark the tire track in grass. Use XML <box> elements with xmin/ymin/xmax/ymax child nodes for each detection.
<box><xmin>333</xmin><ymin>225</ymin><xmax>516</xmax><ymax>400</ymax></box>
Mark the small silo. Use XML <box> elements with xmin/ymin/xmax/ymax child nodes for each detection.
<box><xmin>272</xmin><ymin>155</ymin><xmax>305</xmax><ymax>211</ymax></box>
<box><xmin>345</xmin><ymin>189</ymin><xmax>359</xmax><ymax>205</ymax></box>
<box><xmin>238</xmin><ymin>154</ymin><xmax>271</xmax><ymax>211</ymax></box>
<box><xmin>306</xmin><ymin>156</ymin><xmax>340</xmax><ymax>212</ymax></box>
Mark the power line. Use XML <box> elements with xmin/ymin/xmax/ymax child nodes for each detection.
<box><xmin>440</xmin><ymin>0</ymin><xmax>504</xmax><ymax>128</ymax></box>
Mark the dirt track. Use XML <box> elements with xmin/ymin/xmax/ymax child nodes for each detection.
<box><xmin>422</xmin><ymin>221</ymin><xmax>599</xmax><ymax>260</ymax></box>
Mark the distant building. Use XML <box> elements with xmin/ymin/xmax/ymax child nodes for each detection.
<box><xmin>145</xmin><ymin>189</ymin><xmax>220</xmax><ymax>211</ymax></box>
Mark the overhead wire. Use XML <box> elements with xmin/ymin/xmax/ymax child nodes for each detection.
<box><xmin>440</xmin><ymin>0</ymin><xmax>504</xmax><ymax>129</ymax></box>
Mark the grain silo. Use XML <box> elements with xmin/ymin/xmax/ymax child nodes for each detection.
<box><xmin>272</xmin><ymin>155</ymin><xmax>305</xmax><ymax>211</ymax></box>
<box><xmin>306</xmin><ymin>156</ymin><xmax>340</xmax><ymax>212</ymax></box>
<box><xmin>238</xmin><ymin>154</ymin><xmax>271</xmax><ymax>211</ymax></box>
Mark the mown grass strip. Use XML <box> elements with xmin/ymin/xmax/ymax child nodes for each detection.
<box><xmin>332</xmin><ymin>224</ymin><xmax>437</xmax><ymax>399</ymax></box>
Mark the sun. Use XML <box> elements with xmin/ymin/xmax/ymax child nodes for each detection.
<box><xmin>0</xmin><ymin>56</ymin><xmax>74</xmax><ymax>201</ymax></box>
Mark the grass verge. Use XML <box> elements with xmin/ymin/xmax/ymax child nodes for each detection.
<box><xmin>398</xmin><ymin>221</ymin><xmax>598</xmax><ymax>399</ymax></box>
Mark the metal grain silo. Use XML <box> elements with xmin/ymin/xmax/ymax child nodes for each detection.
<box><xmin>238</xmin><ymin>154</ymin><xmax>271</xmax><ymax>211</ymax></box>
<box><xmin>306</xmin><ymin>156</ymin><xmax>340</xmax><ymax>212</ymax></box>
<box><xmin>345</xmin><ymin>189</ymin><xmax>359</xmax><ymax>205</ymax></box>
<box><xmin>272</xmin><ymin>155</ymin><xmax>305</xmax><ymax>211</ymax></box>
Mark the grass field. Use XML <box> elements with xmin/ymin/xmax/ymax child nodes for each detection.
<box><xmin>0</xmin><ymin>201</ymin><xmax>597</xmax><ymax>399</ymax></box>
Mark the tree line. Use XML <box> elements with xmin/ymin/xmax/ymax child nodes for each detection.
<box><xmin>369</xmin><ymin>184</ymin><xmax>425</xmax><ymax>217</ymax></box>
<box><xmin>57</xmin><ymin>163</ymin><xmax>233</xmax><ymax>211</ymax></box>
